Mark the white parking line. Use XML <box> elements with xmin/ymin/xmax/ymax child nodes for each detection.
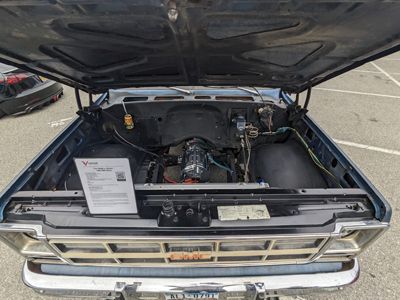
<box><xmin>334</xmin><ymin>139</ymin><xmax>400</xmax><ymax>156</ymax></box>
<box><xmin>48</xmin><ymin>117</ymin><xmax>73</xmax><ymax>128</ymax></box>
<box><xmin>351</xmin><ymin>69</ymin><xmax>382</xmax><ymax>74</ymax></box>
<box><xmin>314</xmin><ymin>87</ymin><xmax>400</xmax><ymax>99</ymax></box>
<box><xmin>351</xmin><ymin>69</ymin><xmax>400</xmax><ymax>76</ymax></box>
<box><xmin>371</xmin><ymin>61</ymin><xmax>400</xmax><ymax>88</ymax></box>
<box><xmin>380</xmin><ymin>58</ymin><xmax>400</xmax><ymax>61</ymax></box>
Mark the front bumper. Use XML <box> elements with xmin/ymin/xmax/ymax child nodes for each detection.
<box><xmin>23</xmin><ymin>259</ymin><xmax>359</xmax><ymax>299</ymax></box>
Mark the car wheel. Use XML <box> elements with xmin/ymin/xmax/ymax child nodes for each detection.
<box><xmin>0</xmin><ymin>109</ymin><xmax>6</xmax><ymax>119</ymax></box>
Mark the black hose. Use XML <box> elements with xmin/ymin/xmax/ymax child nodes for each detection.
<box><xmin>113</xmin><ymin>129</ymin><xmax>160</xmax><ymax>158</ymax></box>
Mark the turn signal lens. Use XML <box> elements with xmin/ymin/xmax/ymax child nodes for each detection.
<box><xmin>0</xmin><ymin>232</ymin><xmax>55</xmax><ymax>257</ymax></box>
<box><xmin>326</xmin><ymin>227</ymin><xmax>385</xmax><ymax>254</ymax></box>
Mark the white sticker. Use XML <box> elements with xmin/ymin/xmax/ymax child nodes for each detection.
<box><xmin>217</xmin><ymin>205</ymin><xmax>270</xmax><ymax>221</ymax></box>
<box><xmin>74</xmin><ymin>158</ymin><xmax>137</xmax><ymax>214</ymax></box>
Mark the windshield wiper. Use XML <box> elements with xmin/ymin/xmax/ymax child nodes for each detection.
<box><xmin>168</xmin><ymin>86</ymin><xmax>192</xmax><ymax>95</ymax></box>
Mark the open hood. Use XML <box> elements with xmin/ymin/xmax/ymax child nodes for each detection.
<box><xmin>1</xmin><ymin>1</ymin><xmax>400</xmax><ymax>94</ymax></box>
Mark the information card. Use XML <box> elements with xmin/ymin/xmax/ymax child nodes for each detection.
<box><xmin>74</xmin><ymin>158</ymin><xmax>137</xmax><ymax>214</ymax></box>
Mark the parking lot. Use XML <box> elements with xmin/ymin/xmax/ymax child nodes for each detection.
<box><xmin>1</xmin><ymin>53</ymin><xmax>400</xmax><ymax>299</ymax></box>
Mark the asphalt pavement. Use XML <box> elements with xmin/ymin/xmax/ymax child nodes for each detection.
<box><xmin>0</xmin><ymin>53</ymin><xmax>400</xmax><ymax>299</ymax></box>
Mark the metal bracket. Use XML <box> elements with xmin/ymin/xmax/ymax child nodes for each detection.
<box><xmin>115</xmin><ymin>282</ymin><xmax>141</xmax><ymax>300</ymax></box>
<box><xmin>287</xmin><ymin>87</ymin><xmax>312</xmax><ymax>124</ymax></box>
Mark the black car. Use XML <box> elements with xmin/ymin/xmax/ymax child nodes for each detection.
<box><xmin>0</xmin><ymin>63</ymin><xmax>63</xmax><ymax>118</ymax></box>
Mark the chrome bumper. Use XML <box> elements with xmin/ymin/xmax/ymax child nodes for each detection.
<box><xmin>23</xmin><ymin>259</ymin><xmax>359</xmax><ymax>299</ymax></box>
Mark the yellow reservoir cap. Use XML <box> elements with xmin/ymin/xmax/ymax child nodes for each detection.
<box><xmin>124</xmin><ymin>114</ymin><xmax>134</xmax><ymax>130</ymax></box>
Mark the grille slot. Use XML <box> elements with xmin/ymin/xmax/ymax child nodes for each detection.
<box><xmin>49</xmin><ymin>236</ymin><xmax>329</xmax><ymax>267</ymax></box>
<box><xmin>109</xmin><ymin>243</ymin><xmax>161</xmax><ymax>253</ymax></box>
<box><xmin>220</xmin><ymin>241</ymin><xmax>268</xmax><ymax>251</ymax></box>
<box><xmin>272</xmin><ymin>238</ymin><xmax>324</xmax><ymax>250</ymax></box>
<box><xmin>71</xmin><ymin>258</ymin><xmax>117</xmax><ymax>264</ymax></box>
<box><xmin>54</xmin><ymin>243</ymin><xmax>107</xmax><ymax>253</ymax></box>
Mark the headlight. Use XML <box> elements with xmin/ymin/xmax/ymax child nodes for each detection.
<box><xmin>320</xmin><ymin>226</ymin><xmax>387</xmax><ymax>261</ymax></box>
<box><xmin>0</xmin><ymin>231</ymin><xmax>55</xmax><ymax>258</ymax></box>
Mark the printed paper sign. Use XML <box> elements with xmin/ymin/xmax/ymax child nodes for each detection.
<box><xmin>75</xmin><ymin>158</ymin><xmax>137</xmax><ymax>214</ymax></box>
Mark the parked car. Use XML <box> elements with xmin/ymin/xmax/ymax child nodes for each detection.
<box><xmin>0</xmin><ymin>1</ymin><xmax>397</xmax><ymax>299</ymax></box>
<box><xmin>0</xmin><ymin>63</ymin><xmax>63</xmax><ymax>118</ymax></box>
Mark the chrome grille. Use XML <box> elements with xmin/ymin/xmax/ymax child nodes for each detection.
<box><xmin>48</xmin><ymin>236</ymin><xmax>329</xmax><ymax>266</ymax></box>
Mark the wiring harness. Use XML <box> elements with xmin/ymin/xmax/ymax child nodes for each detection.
<box><xmin>244</xmin><ymin>125</ymin><xmax>342</xmax><ymax>187</ymax></box>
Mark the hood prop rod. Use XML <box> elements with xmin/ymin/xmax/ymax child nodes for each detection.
<box><xmin>295</xmin><ymin>93</ymin><xmax>300</xmax><ymax>105</ymax></box>
<box><xmin>303</xmin><ymin>87</ymin><xmax>312</xmax><ymax>109</ymax></box>
<box><xmin>89</xmin><ymin>93</ymin><xmax>94</xmax><ymax>105</ymax></box>
<box><xmin>75</xmin><ymin>89</ymin><xmax>95</xmax><ymax>109</ymax></box>
<box><xmin>74</xmin><ymin>88</ymin><xmax>83</xmax><ymax>110</ymax></box>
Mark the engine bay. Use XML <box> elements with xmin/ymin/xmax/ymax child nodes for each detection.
<box><xmin>63</xmin><ymin>96</ymin><xmax>333</xmax><ymax>189</ymax></box>
<box><xmin>4</xmin><ymin>89</ymin><xmax>377</xmax><ymax>230</ymax></box>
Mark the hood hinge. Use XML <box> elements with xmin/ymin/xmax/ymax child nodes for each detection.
<box><xmin>294</xmin><ymin>87</ymin><xmax>312</xmax><ymax>109</ymax></box>
<box><xmin>74</xmin><ymin>87</ymin><xmax>104</xmax><ymax>123</ymax></box>
<box><xmin>288</xmin><ymin>87</ymin><xmax>312</xmax><ymax>124</ymax></box>
<box><xmin>75</xmin><ymin>88</ymin><xmax>102</xmax><ymax>110</ymax></box>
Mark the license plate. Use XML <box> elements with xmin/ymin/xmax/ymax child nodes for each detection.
<box><xmin>165</xmin><ymin>292</ymin><xmax>219</xmax><ymax>300</ymax></box>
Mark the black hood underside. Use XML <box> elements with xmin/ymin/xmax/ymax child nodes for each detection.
<box><xmin>0</xmin><ymin>0</ymin><xmax>400</xmax><ymax>93</ymax></box>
